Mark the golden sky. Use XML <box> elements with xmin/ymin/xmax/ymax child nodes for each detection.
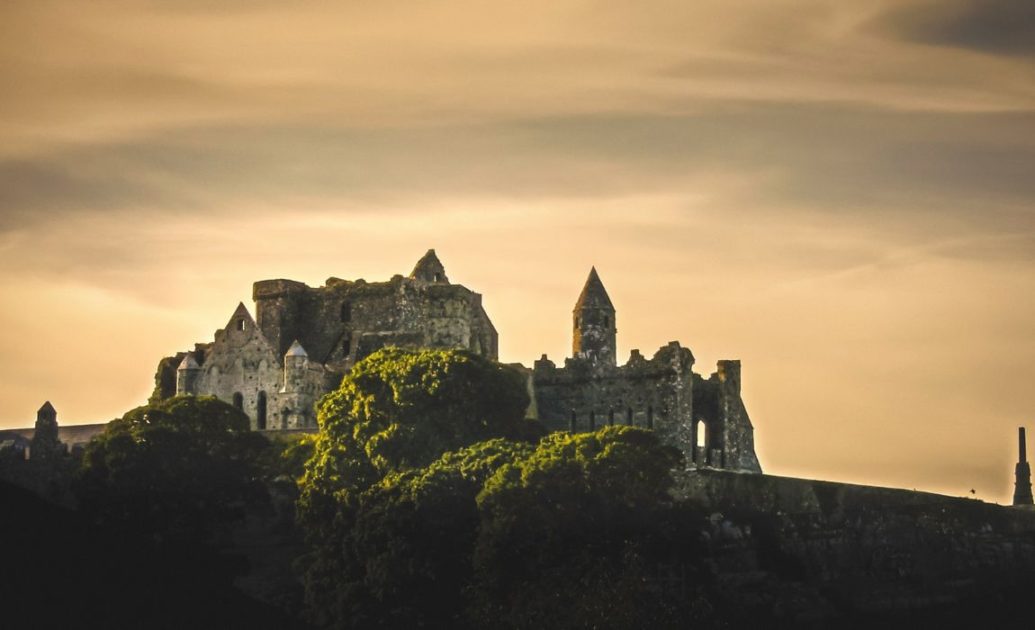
<box><xmin>2</xmin><ymin>0</ymin><xmax>1034</xmax><ymax>503</ymax></box>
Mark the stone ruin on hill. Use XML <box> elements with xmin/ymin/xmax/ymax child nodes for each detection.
<box><xmin>152</xmin><ymin>250</ymin><xmax>761</xmax><ymax>472</ymax></box>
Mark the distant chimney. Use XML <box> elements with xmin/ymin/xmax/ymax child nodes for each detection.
<box><xmin>1013</xmin><ymin>427</ymin><xmax>1033</xmax><ymax>507</ymax></box>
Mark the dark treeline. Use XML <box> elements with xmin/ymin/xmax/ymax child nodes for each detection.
<box><xmin>3</xmin><ymin>348</ymin><xmax>1034</xmax><ymax>629</ymax></box>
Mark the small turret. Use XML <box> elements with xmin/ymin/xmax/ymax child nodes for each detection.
<box><xmin>283</xmin><ymin>340</ymin><xmax>308</xmax><ymax>393</ymax></box>
<box><xmin>30</xmin><ymin>401</ymin><xmax>62</xmax><ymax>459</ymax></box>
<box><xmin>573</xmin><ymin>267</ymin><xmax>616</xmax><ymax>366</ymax></box>
<box><xmin>1014</xmin><ymin>427</ymin><xmax>1033</xmax><ymax>507</ymax></box>
<box><xmin>176</xmin><ymin>353</ymin><xmax>202</xmax><ymax>395</ymax></box>
<box><xmin>281</xmin><ymin>340</ymin><xmax>310</xmax><ymax>429</ymax></box>
<box><xmin>410</xmin><ymin>249</ymin><xmax>449</xmax><ymax>284</ymax></box>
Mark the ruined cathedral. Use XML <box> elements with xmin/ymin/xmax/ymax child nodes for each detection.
<box><xmin>152</xmin><ymin>250</ymin><xmax>761</xmax><ymax>472</ymax></box>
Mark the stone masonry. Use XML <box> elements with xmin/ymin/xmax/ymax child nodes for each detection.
<box><xmin>528</xmin><ymin>268</ymin><xmax>762</xmax><ymax>472</ymax></box>
<box><xmin>152</xmin><ymin>250</ymin><xmax>498</xmax><ymax>430</ymax></box>
<box><xmin>151</xmin><ymin>252</ymin><xmax>761</xmax><ymax>472</ymax></box>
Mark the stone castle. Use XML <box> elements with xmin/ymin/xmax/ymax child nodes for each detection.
<box><xmin>152</xmin><ymin>250</ymin><xmax>761</xmax><ymax>472</ymax></box>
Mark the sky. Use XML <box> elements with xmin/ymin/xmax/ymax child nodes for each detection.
<box><xmin>1</xmin><ymin>0</ymin><xmax>1034</xmax><ymax>503</ymax></box>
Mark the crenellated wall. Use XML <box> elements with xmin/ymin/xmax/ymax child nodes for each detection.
<box><xmin>529</xmin><ymin>342</ymin><xmax>760</xmax><ymax>473</ymax></box>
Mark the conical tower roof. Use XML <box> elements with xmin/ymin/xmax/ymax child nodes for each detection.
<box><xmin>178</xmin><ymin>353</ymin><xmax>201</xmax><ymax>370</ymax></box>
<box><xmin>574</xmin><ymin>267</ymin><xmax>614</xmax><ymax>311</ymax></box>
<box><xmin>38</xmin><ymin>401</ymin><xmax>56</xmax><ymax>414</ymax></box>
<box><xmin>285</xmin><ymin>339</ymin><xmax>309</xmax><ymax>358</ymax></box>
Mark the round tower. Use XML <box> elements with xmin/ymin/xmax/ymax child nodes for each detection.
<box><xmin>176</xmin><ymin>353</ymin><xmax>202</xmax><ymax>395</ymax></box>
<box><xmin>283</xmin><ymin>339</ymin><xmax>309</xmax><ymax>393</ymax></box>
<box><xmin>281</xmin><ymin>340</ymin><xmax>310</xmax><ymax>429</ymax></box>
<box><xmin>30</xmin><ymin>401</ymin><xmax>62</xmax><ymax>459</ymax></box>
<box><xmin>573</xmin><ymin>267</ymin><xmax>617</xmax><ymax>366</ymax></box>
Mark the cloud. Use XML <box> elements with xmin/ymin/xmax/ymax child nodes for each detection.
<box><xmin>3</xmin><ymin>105</ymin><xmax>1033</xmax><ymax>249</ymax></box>
<box><xmin>878</xmin><ymin>0</ymin><xmax>1035</xmax><ymax>57</ymax></box>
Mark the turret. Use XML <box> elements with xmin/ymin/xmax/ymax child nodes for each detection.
<box><xmin>1014</xmin><ymin>427</ymin><xmax>1033</xmax><ymax>507</ymax></box>
<box><xmin>176</xmin><ymin>353</ymin><xmax>202</xmax><ymax>395</ymax></box>
<box><xmin>283</xmin><ymin>340</ymin><xmax>308</xmax><ymax>393</ymax></box>
<box><xmin>410</xmin><ymin>249</ymin><xmax>449</xmax><ymax>284</ymax></box>
<box><xmin>281</xmin><ymin>340</ymin><xmax>310</xmax><ymax>429</ymax></box>
<box><xmin>30</xmin><ymin>401</ymin><xmax>62</xmax><ymax>459</ymax></box>
<box><xmin>573</xmin><ymin>267</ymin><xmax>616</xmax><ymax>366</ymax></box>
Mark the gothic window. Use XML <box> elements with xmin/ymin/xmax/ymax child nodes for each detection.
<box><xmin>257</xmin><ymin>391</ymin><xmax>268</xmax><ymax>430</ymax></box>
<box><xmin>340</xmin><ymin>301</ymin><xmax>352</xmax><ymax>323</ymax></box>
<box><xmin>626</xmin><ymin>407</ymin><xmax>633</xmax><ymax>426</ymax></box>
<box><xmin>696</xmin><ymin>421</ymin><xmax>708</xmax><ymax>449</ymax></box>
<box><xmin>570</xmin><ymin>411</ymin><xmax>577</xmax><ymax>432</ymax></box>
<box><xmin>608</xmin><ymin>409</ymin><xmax>615</xmax><ymax>426</ymax></box>
<box><xmin>647</xmin><ymin>406</ymin><xmax>654</xmax><ymax>429</ymax></box>
<box><xmin>589</xmin><ymin>411</ymin><xmax>596</xmax><ymax>431</ymax></box>
<box><xmin>232</xmin><ymin>392</ymin><xmax>243</xmax><ymax>411</ymax></box>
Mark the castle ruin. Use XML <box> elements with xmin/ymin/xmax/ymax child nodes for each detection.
<box><xmin>152</xmin><ymin>251</ymin><xmax>761</xmax><ymax>472</ymax></box>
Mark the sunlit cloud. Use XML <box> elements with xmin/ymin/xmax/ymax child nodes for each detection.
<box><xmin>1</xmin><ymin>0</ymin><xmax>1033</xmax><ymax>504</ymax></box>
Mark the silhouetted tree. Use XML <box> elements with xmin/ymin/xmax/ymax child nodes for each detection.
<box><xmin>75</xmin><ymin>395</ymin><xmax>271</xmax><ymax>545</ymax></box>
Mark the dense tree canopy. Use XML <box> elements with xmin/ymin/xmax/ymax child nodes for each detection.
<box><xmin>298</xmin><ymin>347</ymin><xmax>540</xmax><ymax>537</ymax></box>
<box><xmin>295</xmin><ymin>347</ymin><xmax>709</xmax><ymax>629</ymax></box>
<box><xmin>75</xmin><ymin>395</ymin><xmax>271</xmax><ymax>543</ymax></box>
<box><xmin>298</xmin><ymin>348</ymin><xmax>542</xmax><ymax>625</ymax></box>
<box><xmin>470</xmin><ymin>427</ymin><xmax>706</xmax><ymax>629</ymax></box>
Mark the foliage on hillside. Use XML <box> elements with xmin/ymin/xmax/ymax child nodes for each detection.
<box><xmin>75</xmin><ymin>395</ymin><xmax>271</xmax><ymax>544</ymax></box>
<box><xmin>294</xmin><ymin>347</ymin><xmax>711</xmax><ymax>628</ymax></box>
<box><xmin>297</xmin><ymin>347</ymin><xmax>540</xmax><ymax>538</ymax></box>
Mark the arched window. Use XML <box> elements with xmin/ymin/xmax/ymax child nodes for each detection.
<box><xmin>696</xmin><ymin>421</ymin><xmax>708</xmax><ymax>449</ymax></box>
<box><xmin>647</xmin><ymin>406</ymin><xmax>654</xmax><ymax>429</ymax></box>
<box><xmin>570</xmin><ymin>411</ymin><xmax>577</xmax><ymax>432</ymax></box>
<box><xmin>608</xmin><ymin>409</ymin><xmax>615</xmax><ymax>426</ymax></box>
<box><xmin>232</xmin><ymin>392</ymin><xmax>243</xmax><ymax>410</ymax></box>
<box><xmin>343</xmin><ymin>333</ymin><xmax>352</xmax><ymax>357</ymax></box>
<box><xmin>589</xmin><ymin>411</ymin><xmax>596</xmax><ymax>431</ymax></box>
<box><xmin>340</xmin><ymin>301</ymin><xmax>352</xmax><ymax>323</ymax></box>
<box><xmin>626</xmin><ymin>407</ymin><xmax>633</xmax><ymax>426</ymax></box>
<box><xmin>257</xmin><ymin>391</ymin><xmax>267</xmax><ymax>430</ymax></box>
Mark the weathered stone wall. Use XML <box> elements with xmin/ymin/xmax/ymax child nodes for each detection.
<box><xmin>253</xmin><ymin>274</ymin><xmax>496</xmax><ymax>370</ymax></box>
<box><xmin>672</xmin><ymin>470</ymin><xmax>1035</xmax><ymax>625</ymax></box>
<box><xmin>153</xmin><ymin>251</ymin><xmax>498</xmax><ymax>431</ymax></box>
<box><xmin>532</xmin><ymin>342</ymin><xmax>696</xmax><ymax>461</ymax></box>
<box><xmin>691</xmin><ymin>362</ymin><xmax>761</xmax><ymax>472</ymax></box>
<box><xmin>531</xmin><ymin>342</ymin><xmax>761</xmax><ymax>473</ymax></box>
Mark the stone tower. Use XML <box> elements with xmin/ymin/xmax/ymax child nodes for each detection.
<box><xmin>280</xmin><ymin>340</ymin><xmax>310</xmax><ymax>429</ymax></box>
<box><xmin>176</xmin><ymin>353</ymin><xmax>202</xmax><ymax>395</ymax></box>
<box><xmin>30</xmin><ymin>401</ymin><xmax>61</xmax><ymax>459</ymax></box>
<box><xmin>573</xmin><ymin>267</ymin><xmax>617</xmax><ymax>366</ymax></box>
<box><xmin>1014</xmin><ymin>427</ymin><xmax>1033</xmax><ymax>507</ymax></box>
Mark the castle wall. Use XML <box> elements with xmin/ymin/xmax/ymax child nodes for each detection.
<box><xmin>692</xmin><ymin>364</ymin><xmax>762</xmax><ymax>472</ymax></box>
<box><xmin>531</xmin><ymin>342</ymin><xmax>696</xmax><ymax>463</ymax></box>
<box><xmin>154</xmin><ymin>252</ymin><xmax>498</xmax><ymax>431</ymax></box>
<box><xmin>253</xmin><ymin>275</ymin><xmax>496</xmax><ymax>371</ymax></box>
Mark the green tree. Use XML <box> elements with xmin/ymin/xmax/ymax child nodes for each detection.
<box><xmin>75</xmin><ymin>395</ymin><xmax>271</xmax><ymax>544</ymax></box>
<box><xmin>298</xmin><ymin>347</ymin><xmax>541</xmax><ymax>626</ymax></box>
<box><xmin>332</xmin><ymin>439</ymin><xmax>534</xmax><ymax>628</ymax></box>
<box><xmin>470</xmin><ymin>426</ymin><xmax>709</xmax><ymax>629</ymax></box>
